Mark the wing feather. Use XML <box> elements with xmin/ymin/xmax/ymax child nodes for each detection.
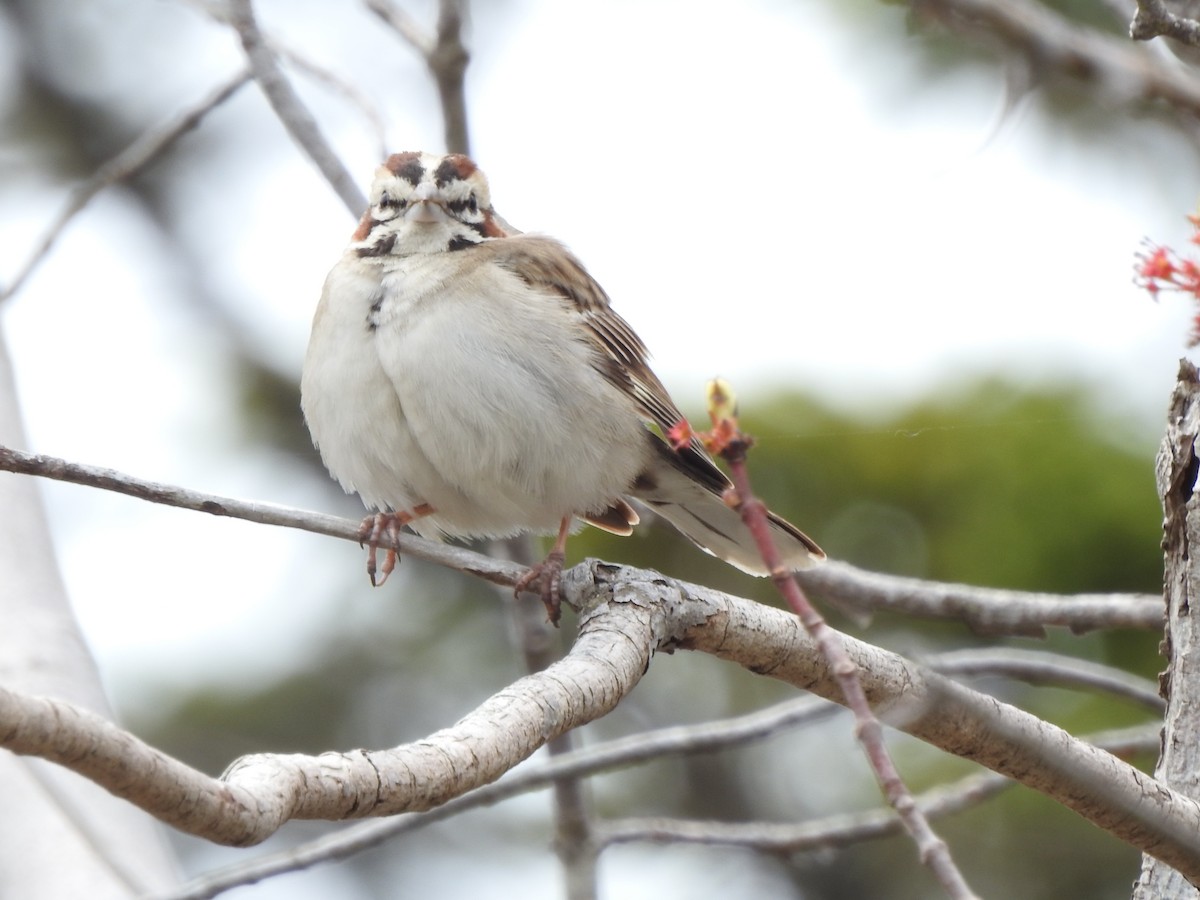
<box><xmin>480</xmin><ymin>235</ymin><xmax>731</xmax><ymax>494</ymax></box>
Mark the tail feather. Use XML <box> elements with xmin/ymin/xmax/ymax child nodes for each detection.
<box><xmin>631</xmin><ymin>444</ymin><xmax>824</xmax><ymax>575</ymax></box>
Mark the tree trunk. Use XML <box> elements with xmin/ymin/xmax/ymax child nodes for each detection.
<box><xmin>0</xmin><ymin>323</ymin><xmax>178</xmax><ymax>898</ymax></box>
<box><xmin>1133</xmin><ymin>359</ymin><xmax>1200</xmax><ymax>898</ymax></box>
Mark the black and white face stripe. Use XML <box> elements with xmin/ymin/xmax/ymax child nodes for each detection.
<box><xmin>349</xmin><ymin>151</ymin><xmax>506</xmax><ymax>258</ymax></box>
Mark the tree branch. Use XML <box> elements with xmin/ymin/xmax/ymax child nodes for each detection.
<box><xmin>912</xmin><ymin>0</ymin><xmax>1200</xmax><ymax>118</ymax></box>
<box><xmin>153</xmin><ymin>694</ymin><xmax>836</xmax><ymax>899</ymax></box>
<box><xmin>596</xmin><ymin>723</ymin><xmax>1156</xmax><ymax>851</ymax></box>
<box><xmin>5</xmin><ymin>567</ymin><xmax>1198</xmax><ymax>879</ymax></box>
<box><xmin>0</xmin><ymin>443</ymin><xmax>1161</xmax><ymax>634</ymax></box>
<box><xmin>0</xmin><ymin>69</ymin><xmax>251</xmax><ymax>306</ymax></box>
<box><xmin>226</xmin><ymin>0</ymin><xmax>366</xmax><ymax>216</ymax></box>
<box><xmin>1132</xmin><ymin>0</ymin><xmax>1200</xmax><ymax>46</ymax></box>
<box><xmin>707</xmin><ymin>380</ymin><xmax>972</xmax><ymax>897</ymax></box>
<box><xmin>0</xmin><ymin>443</ymin><xmax>525</xmax><ymax>589</ymax></box>
<box><xmin>365</xmin><ymin>0</ymin><xmax>472</xmax><ymax>155</ymax></box>
<box><xmin>797</xmin><ymin>560</ymin><xmax>1162</xmax><ymax>635</ymax></box>
<box><xmin>1</xmin><ymin>594</ymin><xmax>655</xmax><ymax>847</ymax></box>
<box><xmin>930</xmin><ymin>647</ymin><xmax>1164</xmax><ymax>711</ymax></box>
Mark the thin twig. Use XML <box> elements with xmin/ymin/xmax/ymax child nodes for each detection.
<box><xmin>0</xmin><ymin>444</ymin><xmax>524</xmax><ymax>588</ymax></box>
<box><xmin>274</xmin><ymin>43</ymin><xmax>389</xmax><ymax>163</ymax></box>
<box><xmin>912</xmin><ymin>0</ymin><xmax>1200</xmax><ymax>116</ymax></box>
<box><xmin>797</xmin><ymin>561</ymin><xmax>1162</xmax><ymax>635</ymax></box>
<box><xmin>497</xmin><ymin>535</ymin><xmax>597</xmax><ymax>900</ymax></box>
<box><xmin>0</xmin><ymin>444</ymin><xmax>1157</xmax><ymax>633</ymax></box>
<box><xmin>696</xmin><ymin>380</ymin><xmax>978</xmax><ymax>900</ymax></box>
<box><xmin>598</xmin><ymin>771</ymin><xmax>1013</xmax><ymax>850</ymax></box>
<box><xmin>596</xmin><ymin>723</ymin><xmax>1158</xmax><ymax>851</ymax></box>
<box><xmin>226</xmin><ymin>0</ymin><xmax>366</xmax><ymax>216</ymax></box>
<box><xmin>430</xmin><ymin>0</ymin><xmax>471</xmax><ymax>156</ymax></box>
<box><xmin>930</xmin><ymin>647</ymin><xmax>1165</xmax><ymax>711</ymax></box>
<box><xmin>0</xmin><ymin>69</ymin><xmax>251</xmax><ymax>306</ymax></box>
<box><xmin>365</xmin><ymin>0</ymin><xmax>472</xmax><ymax>155</ymax></box>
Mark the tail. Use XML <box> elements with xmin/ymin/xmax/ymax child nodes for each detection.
<box><xmin>630</xmin><ymin>442</ymin><xmax>824</xmax><ymax>575</ymax></box>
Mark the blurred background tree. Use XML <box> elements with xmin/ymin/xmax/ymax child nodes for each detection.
<box><xmin>0</xmin><ymin>0</ymin><xmax>1189</xmax><ymax>897</ymax></box>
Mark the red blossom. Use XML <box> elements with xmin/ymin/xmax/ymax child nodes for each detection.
<box><xmin>1137</xmin><ymin>214</ymin><xmax>1200</xmax><ymax>346</ymax></box>
<box><xmin>1137</xmin><ymin>246</ymin><xmax>1175</xmax><ymax>283</ymax></box>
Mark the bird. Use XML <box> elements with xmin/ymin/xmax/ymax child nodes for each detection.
<box><xmin>300</xmin><ymin>151</ymin><xmax>824</xmax><ymax>624</ymax></box>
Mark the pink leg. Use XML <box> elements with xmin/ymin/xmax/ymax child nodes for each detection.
<box><xmin>513</xmin><ymin>516</ymin><xmax>572</xmax><ymax>626</ymax></box>
<box><xmin>358</xmin><ymin>503</ymin><xmax>434</xmax><ymax>586</ymax></box>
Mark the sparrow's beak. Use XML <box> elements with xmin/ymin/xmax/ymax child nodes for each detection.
<box><xmin>406</xmin><ymin>182</ymin><xmax>450</xmax><ymax>224</ymax></box>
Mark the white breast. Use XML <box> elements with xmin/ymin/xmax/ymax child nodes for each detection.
<box><xmin>301</xmin><ymin>250</ymin><xmax>650</xmax><ymax>539</ymax></box>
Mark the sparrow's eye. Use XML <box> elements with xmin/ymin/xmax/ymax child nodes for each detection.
<box><xmin>378</xmin><ymin>192</ymin><xmax>406</xmax><ymax>212</ymax></box>
<box><xmin>447</xmin><ymin>194</ymin><xmax>479</xmax><ymax>216</ymax></box>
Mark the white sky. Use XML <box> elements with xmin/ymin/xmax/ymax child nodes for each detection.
<box><xmin>0</xmin><ymin>0</ymin><xmax>1195</xmax><ymax>712</ymax></box>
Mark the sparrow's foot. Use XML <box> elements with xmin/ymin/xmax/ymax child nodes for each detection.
<box><xmin>358</xmin><ymin>513</ymin><xmax>405</xmax><ymax>586</ymax></box>
<box><xmin>357</xmin><ymin>504</ymin><xmax>434</xmax><ymax>587</ymax></box>
<box><xmin>514</xmin><ymin>548</ymin><xmax>566</xmax><ymax>626</ymax></box>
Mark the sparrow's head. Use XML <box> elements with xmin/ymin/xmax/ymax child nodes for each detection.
<box><xmin>350</xmin><ymin>151</ymin><xmax>506</xmax><ymax>257</ymax></box>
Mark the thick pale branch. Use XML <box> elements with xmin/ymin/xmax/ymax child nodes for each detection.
<box><xmin>2</xmin><ymin>596</ymin><xmax>659</xmax><ymax>846</ymax></box>
<box><xmin>1132</xmin><ymin>0</ymin><xmax>1200</xmax><ymax>46</ymax></box>
<box><xmin>158</xmin><ymin>696</ymin><xmax>839</xmax><ymax>900</ymax></box>
<box><xmin>274</xmin><ymin>43</ymin><xmax>389</xmax><ymax>163</ymax></box>
<box><xmin>566</xmin><ymin>564</ymin><xmax>1200</xmax><ymax>881</ymax></box>
<box><xmin>3</xmin><ymin>564</ymin><xmax>1194</xmax><ymax>876</ymax></box>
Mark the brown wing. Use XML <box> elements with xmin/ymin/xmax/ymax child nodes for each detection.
<box><xmin>484</xmin><ymin>234</ymin><xmax>731</xmax><ymax>495</ymax></box>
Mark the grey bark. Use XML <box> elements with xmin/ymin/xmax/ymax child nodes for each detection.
<box><xmin>1133</xmin><ymin>360</ymin><xmax>1200</xmax><ymax>898</ymax></box>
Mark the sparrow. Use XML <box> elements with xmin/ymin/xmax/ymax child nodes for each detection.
<box><xmin>300</xmin><ymin>151</ymin><xmax>824</xmax><ymax>624</ymax></box>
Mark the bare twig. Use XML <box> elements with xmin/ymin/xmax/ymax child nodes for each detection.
<box><xmin>497</xmin><ymin>534</ymin><xmax>597</xmax><ymax>900</ymax></box>
<box><xmin>931</xmin><ymin>647</ymin><xmax>1165</xmax><ymax>711</ymax></box>
<box><xmin>226</xmin><ymin>0</ymin><xmax>366</xmax><ymax>216</ymax></box>
<box><xmin>696</xmin><ymin>380</ymin><xmax>977</xmax><ymax>899</ymax></box>
<box><xmin>0</xmin><ymin>443</ymin><xmax>524</xmax><ymax>588</ymax></box>
<box><xmin>365</xmin><ymin>0</ymin><xmax>472</xmax><ymax>155</ymax></box>
<box><xmin>598</xmin><ymin>771</ymin><xmax>1012</xmax><ymax>850</ymax></box>
<box><xmin>797</xmin><ymin>560</ymin><xmax>1163</xmax><ymax>635</ymax></box>
<box><xmin>274</xmin><ymin>43</ymin><xmax>389</xmax><ymax>163</ymax></box>
<box><xmin>0</xmin><ymin>69</ymin><xmax>251</xmax><ymax>306</ymax></box>
<box><xmin>0</xmin><ymin>444</ymin><xmax>1158</xmax><ymax>633</ymax></box>
<box><xmin>912</xmin><ymin>0</ymin><xmax>1200</xmax><ymax>116</ymax></box>
<box><xmin>596</xmin><ymin>723</ymin><xmax>1157</xmax><ymax>851</ymax></box>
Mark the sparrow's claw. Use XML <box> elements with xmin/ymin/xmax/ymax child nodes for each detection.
<box><xmin>514</xmin><ymin>549</ymin><xmax>566</xmax><ymax>626</ymax></box>
<box><xmin>358</xmin><ymin>512</ymin><xmax>409</xmax><ymax>587</ymax></box>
